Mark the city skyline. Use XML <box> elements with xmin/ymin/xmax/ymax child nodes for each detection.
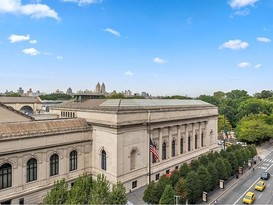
<box><xmin>0</xmin><ymin>0</ymin><xmax>272</xmax><ymax>97</ymax></box>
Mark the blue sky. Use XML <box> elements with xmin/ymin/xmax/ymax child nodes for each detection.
<box><xmin>0</xmin><ymin>0</ymin><xmax>272</xmax><ymax>97</ymax></box>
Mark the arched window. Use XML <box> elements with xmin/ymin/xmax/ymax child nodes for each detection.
<box><xmin>130</xmin><ymin>149</ymin><xmax>137</xmax><ymax>170</ymax></box>
<box><xmin>27</xmin><ymin>158</ymin><xmax>37</xmax><ymax>182</ymax></box>
<box><xmin>195</xmin><ymin>133</ymin><xmax>198</xmax><ymax>149</ymax></box>
<box><xmin>101</xmin><ymin>150</ymin><xmax>106</xmax><ymax>171</ymax></box>
<box><xmin>0</xmin><ymin>163</ymin><xmax>12</xmax><ymax>190</ymax></box>
<box><xmin>180</xmin><ymin>138</ymin><xmax>183</xmax><ymax>154</ymax></box>
<box><xmin>69</xmin><ymin>150</ymin><xmax>77</xmax><ymax>171</ymax></box>
<box><xmin>188</xmin><ymin>135</ymin><xmax>191</xmax><ymax>151</ymax></box>
<box><xmin>162</xmin><ymin>142</ymin><xmax>166</xmax><ymax>160</ymax></box>
<box><xmin>50</xmin><ymin>154</ymin><xmax>59</xmax><ymax>176</ymax></box>
<box><xmin>172</xmin><ymin>140</ymin><xmax>175</xmax><ymax>157</ymax></box>
<box><xmin>201</xmin><ymin>131</ymin><xmax>204</xmax><ymax>147</ymax></box>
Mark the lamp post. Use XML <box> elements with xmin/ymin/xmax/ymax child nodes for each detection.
<box><xmin>174</xmin><ymin>195</ymin><xmax>180</xmax><ymax>205</ymax></box>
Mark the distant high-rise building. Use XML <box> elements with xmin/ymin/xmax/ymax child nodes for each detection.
<box><xmin>66</xmin><ymin>87</ymin><xmax>73</xmax><ymax>95</ymax></box>
<box><xmin>95</xmin><ymin>82</ymin><xmax>101</xmax><ymax>93</ymax></box>
<box><xmin>18</xmin><ymin>87</ymin><xmax>24</xmax><ymax>95</ymax></box>
<box><xmin>101</xmin><ymin>82</ymin><xmax>106</xmax><ymax>94</ymax></box>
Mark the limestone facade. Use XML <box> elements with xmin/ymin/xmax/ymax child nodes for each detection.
<box><xmin>51</xmin><ymin>99</ymin><xmax>219</xmax><ymax>192</ymax></box>
<box><xmin>0</xmin><ymin>99</ymin><xmax>218</xmax><ymax>204</ymax></box>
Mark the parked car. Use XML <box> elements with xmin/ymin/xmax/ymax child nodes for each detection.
<box><xmin>261</xmin><ymin>172</ymin><xmax>270</xmax><ymax>180</ymax></box>
<box><xmin>255</xmin><ymin>180</ymin><xmax>266</xmax><ymax>191</ymax></box>
<box><xmin>243</xmin><ymin>192</ymin><xmax>255</xmax><ymax>204</ymax></box>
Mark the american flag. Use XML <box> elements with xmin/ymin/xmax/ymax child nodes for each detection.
<box><xmin>150</xmin><ymin>138</ymin><xmax>159</xmax><ymax>160</ymax></box>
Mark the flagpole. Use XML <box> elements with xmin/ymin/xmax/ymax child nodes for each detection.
<box><xmin>148</xmin><ymin>110</ymin><xmax>151</xmax><ymax>183</ymax></box>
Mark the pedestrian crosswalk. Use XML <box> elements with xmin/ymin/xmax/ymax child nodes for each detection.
<box><xmin>257</xmin><ymin>158</ymin><xmax>273</xmax><ymax>170</ymax></box>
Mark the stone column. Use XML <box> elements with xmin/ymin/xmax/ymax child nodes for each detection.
<box><xmin>192</xmin><ymin>123</ymin><xmax>196</xmax><ymax>150</ymax></box>
<box><xmin>159</xmin><ymin>128</ymin><xmax>163</xmax><ymax>161</ymax></box>
<box><xmin>177</xmin><ymin>125</ymin><xmax>181</xmax><ymax>155</ymax></box>
<box><xmin>168</xmin><ymin>127</ymin><xmax>172</xmax><ymax>158</ymax></box>
<box><xmin>204</xmin><ymin>121</ymin><xmax>208</xmax><ymax>146</ymax></box>
<box><xmin>185</xmin><ymin>124</ymin><xmax>189</xmax><ymax>152</ymax></box>
<box><xmin>199</xmin><ymin>122</ymin><xmax>202</xmax><ymax>148</ymax></box>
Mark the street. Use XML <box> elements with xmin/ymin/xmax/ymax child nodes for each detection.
<box><xmin>217</xmin><ymin>143</ymin><xmax>273</xmax><ymax>205</ymax></box>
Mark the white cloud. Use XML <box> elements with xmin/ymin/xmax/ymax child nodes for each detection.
<box><xmin>8</xmin><ymin>34</ymin><xmax>30</xmax><ymax>43</ymax></box>
<box><xmin>219</xmin><ymin>39</ymin><xmax>249</xmax><ymax>50</ymax></box>
<box><xmin>257</xmin><ymin>37</ymin><xmax>271</xmax><ymax>43</ymax></box>
<box><xmin>124</xmin><ymin>71</ymin><xmax>134</xmax><ymax>76</ymax></box>
<box><xmin>255</xmin><ymin>64</ymin><xmax>262</xmax><ymax>68</ymax></box>
<box><xmin>29</xmin><ymin>39</ymin><xmax>37</xmax><ymax>44</ymax></box>
<box><xmin>62</xmin><ymin>0</ymin><xmax>101</xmax><ymax>6</ymax></box>
<box><xmin>0</xmin><ymin>0</ymin><xmax>59</xmax><ymax>20</ymax></box>
<box><xmin>229</xmin><ymin>0</ymin><xmax>259</xmax><ymax>9</ymax></box>
<box><xmin>57</xmin><ymin>56</ymin><xmax>63</xmax><ymax>60</ymax></box>
<box><xmin>153</xmin><ymin>57</ymin><xmax>166</xmax><ymax>64</ymax></box>
<box><xmin>22</xmin><ymin>48</ymin><xmax>40</xmax><ymax>56</ymax></box>
<box><xmin>238</xmin><ymin>62</ymin><xmax>251</xmax><ymax>68</ymax></box>
<box><xmin>103</xmin><ymin>28</ymin><xmax>120</xmax><ymax>37</ymax></box>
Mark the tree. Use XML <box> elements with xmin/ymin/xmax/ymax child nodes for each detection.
<box><xmin>235</xmin><ymin>150</ymin><xmax>244</xmax><ymax>167</ymax></box>
<box><xmin>237</xmin><ymin>98</ymin><xmax>273</xmax><ymax>120</ymax></box>
<box><xmin>197</xmin><ymin>95</ymin><xmax>218</xmax><ymax>106</ymax></box>
<box><xmin>43</xmin><ymin>179</ymin><xmax>68</xmax><ymax>204</ymax></box>
<box><xmin>180</xmin><ymin>163</ymin><xmax>190</xmax><ymax>178</ymax></box>
<box><xmin>175</xmin><ymin>178</ymin><xmax>189</xmax><ymax>204</ymax></box>
<box><xmin>227</xmin><ymin>152</ymin><xmax>238</xmax><ymax>175</ymax></box>
<box><xmin>153</xmin><ymin>175</ymin><xmax>170</xmax><ymax>204</ymax></box>
<box><xmin>199</xmin><ymin>155</ymin><xmax>209</xmax><ymax>166</ymax></box>
<box><xmin>218</xmin><ymin>115</ymin><xmax>232</xmax><ymax>136</ymax></box>
<box><xmin>197</xmin><ymin>165</ymin><xmax>212</xmax><ymax>192</ymax></box>
<box><xmin>90</xmin><ymin>174</ymin><xmax>110</xmax><ymax>204</ymax></box>
<box><xmin>159</xmin><ymin>185</ymin><xmax>175</xmax><ymax>205</ymax></box>
<box><xmin>66</xmin><ymin>173</ymin><xmax>93</xmax><ymax>204</ymax></box>
<box><xmin>143</xmin><ymin>181</ymin><xmax>157</xmax><ymax>204</ymax></box>
<box><xmin>222</xmin><ymin>158</ymin><xmax>232</xmax><ymax>179</ymax></box>
<box><xmin>109</xmin><ymin>182</ymin><xmax>127</xmax><ymax>204</ymax></box>
<box><xmin>236</xmin><ymin>114</ymin><xmax>272</xmax><ymax>143</ymax></box>
<box><xmin>169</xmin><ymin>170</ymin><xmax>180</xmax><ymax>187</ymax></box>
<box><xmin>207</xmin><ymin>162</ymin><xmax>219</xmax><ymax>190</ymax></box>
<box><xmin>39</xmin><ymin>93</ymin><xmax>73</xmax><ymax>100</ymax></box>
<box><xmin>107</xmin><ymin>93</ymin><xmax>126</xmax><ymax>99</ymax></box>
<box><xmin>190</xmin><ymin>159</ymin><xmax>200</xmax><ymax>172</ymax></box>
<box><xmin>186</xmin><ymin>171</ymin><xmax>202</xmax><ymax>204</ymax></box>
<box><xmin>214</xmin><ymin>158</ymin><xmax>227</xmax><ymax>180</ymax></box>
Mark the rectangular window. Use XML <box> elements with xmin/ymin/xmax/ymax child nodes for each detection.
<box><xmin>175</xmin><ymin>166</ymin><xmax>179</xmax><ymax>170</ymax></box>
<box><xmin>19</xmin><ymin>198</ymin><xmax>24</xmax><ymax>205</ymax></box>
<box><xmin>166</xmin><ymin>169</ymin><xmax>170</xmax><ymax>174</ymax></box>
<box><xmin>156</xmin><ymin>173</ymin><xmax>160</xmax><ymax>181</ymax></box>
<box><xmin>132</xmin><ymin>181</ymin><xmax>137</xmax><ymax>189</ymax></box>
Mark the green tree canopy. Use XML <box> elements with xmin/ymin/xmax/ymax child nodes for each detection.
<box><xmin>109</xmin><ymin>182</ymin><xmax>127</xmax><ymax>204</ymax></box>
<box><xmin>159</xmin><ymin>184</ymin><xmax>175</xmax><ymax>205</ymax></box>
<box><xmin>43</xmin><ymin>179</ymin><xmax>68</xmax><ymax>204</ymax></box>
<box><xmin>90</xmin><ymin>174</ymin><xmax>110</xmax><ymax>204</ymax></box>
<box><xmin>207</xmin><ymin>162</ymin><xmax>219</xmax><ymax>190</ymax></box>
<box><xmin>236</xmin><ymin>114</ymin><xmax>273</xmax><ymax>143</ymax></box>
<box><xmin>175</xmin><ymin>178</ymin><xmax>189</xmax><ymax>204</ymax></box>
<box><xmin>197</xmin><ymin>165</ymin><xmax>212</xmax><ymax>192</ymax></box>
<box><xmin>66</xmin><ymin>173</ymin><xmax>93</xmax><ymax>204</ymax></box>
<box><xmin>39</xmin><ymin>93</ymin><xmax>73</xmax><ymax>100</ymax></box>
<box><xmin>186</xmin><ymin>171</ymin><xmax>202</xmax><ymax>204</ymax></box>
<box><xmin>180</xmin><ymin>163</ymin><xmax>190</xmax><ymax>178</ymax></box>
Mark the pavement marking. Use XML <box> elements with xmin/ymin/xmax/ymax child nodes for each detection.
<box><xmin>268</xmin><ymin>183</ymin><xmax>271</xmax><ymax>187</ymax></box>
<box><xmin>233</xmin><ymin>162</ymin><xmax>273</xmax><ymax>205</ymax></box>
<box><xmin>258</xmin><ymin>193</ymin><xmax>263</xmax><ymax>199</ymax></box>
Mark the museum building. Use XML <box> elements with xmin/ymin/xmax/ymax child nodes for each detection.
<box><xmin>0</xmin><ymin>99</ymin><xmax>218</xmax><ymax>204</ymax></box>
